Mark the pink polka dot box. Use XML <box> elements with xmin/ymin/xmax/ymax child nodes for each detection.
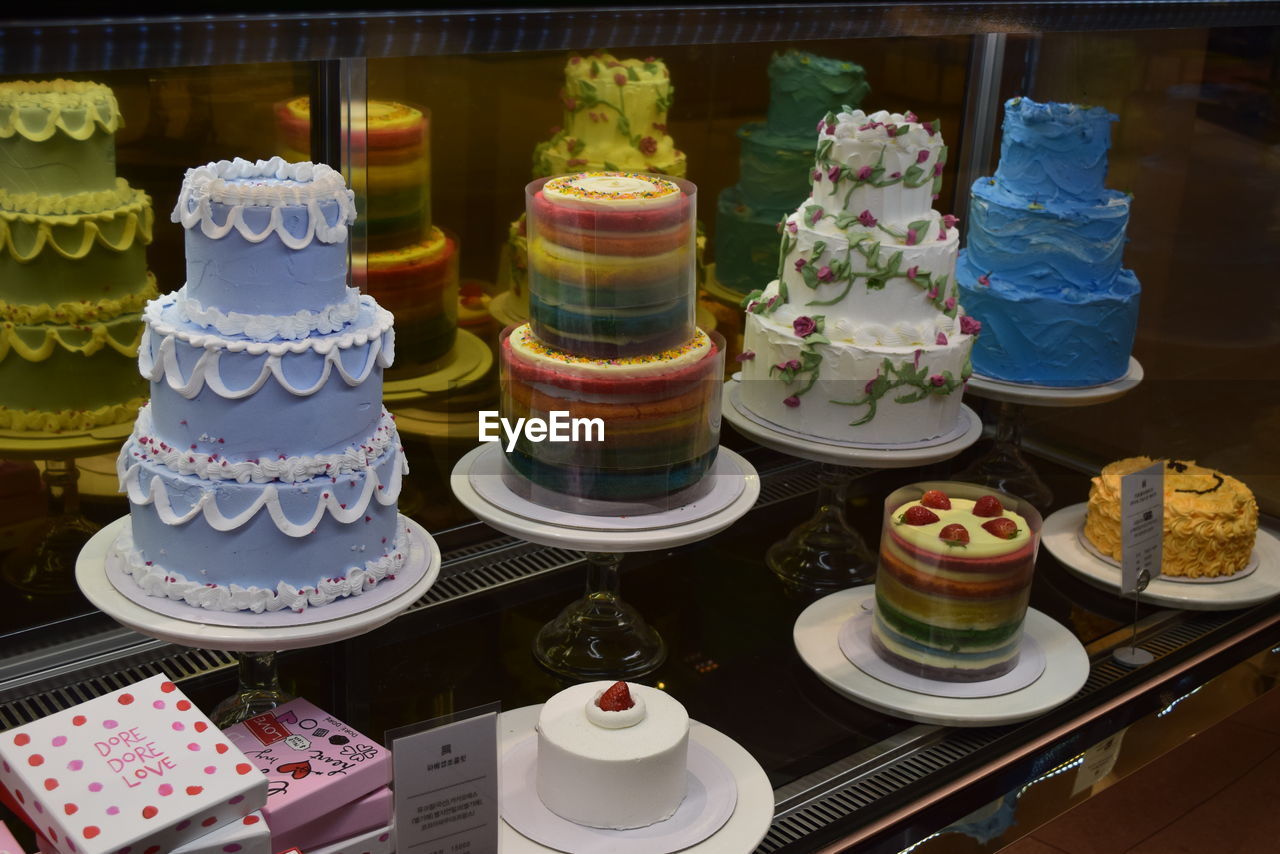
<box><xmin>0</xmin><ymin>674</ymin><xmax>266</xmax><ymax>854</ymax></box>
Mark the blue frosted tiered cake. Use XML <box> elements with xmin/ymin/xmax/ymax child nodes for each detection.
<box><xmin>714</xmin><ymin>51</ymin><xmax>869</xmax><ymax>296</ymax></box>
<box><xmin>113</xmin><ymin>158</ymin><xmax>410</xmax><ymax>613</ymax></box>
<box><xmin>956</xmin><ymin>97</ymin><xmax>1140</xmax><ymax>386</ymax></box>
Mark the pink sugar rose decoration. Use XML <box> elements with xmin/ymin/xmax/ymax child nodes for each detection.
<box><xmin>856</xmin><ymin>165</ymin><xmax>873</xmax><ymax>181</ymax></box>
<box><xmin>930</xmin><ymin>374</ymin><xmax>947</xmax><ymax>387</ymax></box>
<box><xmin>793</xmin><ymin>316</ymin><xmax>818</xmax><ymax>337</ymax></box>
<box><xmin>816</xmin><ymin>118</ymin><xmax>826</xmax><ymax>133</ymax></box>
<box><xmin>639</xmin><ymin>136</ymin><xmax>658</xmax><ymax>155</ymax></box>
<box><xmin>817</xmin><ymin>265</ymin><xmax>834</xmax><ymax>282</ymax></box>
<box><xmin>936</xmin><ymin>332</ymin><xmax>949</xmax><ymax>346</ymax></box>
<box><xmin>783</xmin><ymin>395</ymin><xmax>801</xmax><ymax>408</ymax></box>
<box><xmin>858</xmin><ymin>209</ymin><xmax>877</xmax><ymax>228</ymax></box>
<box><xmin>735</xmin><ymin>350</ymin><xmax>756</xmax><ymax>362</ymax></box>
<box><xmin>906</xmin><ymin>228</ymin><xmax>919</xmax><ymax>246</ymax></box>
<box><xmin>916</xmin><ymin>149</ymin><xmax>930</xmax><ymax>163</ymax></box>
<box><xmin>827</xmin><ymin>165</ymin><xmax>841</xmax><ymax>182</ymax></box>
<box><xmin>927</xmin><ymin>287</ymin><xmax>938</xmax><ymax>300</ymax></box>
<box><xmin>562</xmin><ymin>96</ymin><xmax>578</xmax><ymax>111</ymax></box>
<box><xmin>825</xmin><ymin>119</ymin><xmax>837</xmax><ymax>134</ymax></box>
<box><xmin>960</xmin><ymin>315</ymin><xmax>983</xmax><ymax>335</ymax></box>
<box><xmin>613</xmin><ymin>72</ymin><xmax>627</xmax><ymax>87</ymax></box>
<box><xmin>943</xmin><ymin>214</ymin><xmax>959</xmax><ymax>229</ymax></box>
<box><xmin>945</xmin><ymin>296</ymin><xmax>957</xmax><ymax>311</ymax></box>
<box><xmin>864</xmin><ymin>374</ymin><xmax>879</xmax><ymax>394</ymax></box>
<box><xmin>905</xmin><ymin>110</ymin><xmax>919</xmax><ymax>123</ymax></box>
<box><xmin>795</xmin><ymin>258</ymin><xmax>807</xmax><ymax>271</ymax></box>
<box><xmin>786</xmin><ymin>220</ymin><xmax>799</xmax><ymax>234</ymax></box>
<box><xmin>934</xmin><ymin>162</ymin><xmax>944</xmax><ymax>176</ymax></box>
<box><xmin>978</xmin><ymin>273</ymin><xmax>991</xmax><ymax>286</ymax></box>
<box><xmin>907</xmin><ymin>265</ymin><xmax>919</xmax><ymax>280</ymax></box>
<box><xmin>808</xmin><ymin>206</ymin><xmax>825</xmax><ymax>226</ymax></box>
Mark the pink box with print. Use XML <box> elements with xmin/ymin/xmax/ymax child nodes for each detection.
<box><xmin>0</xmin><ymin>820</ymin><xmax>26</xmax><ymax>854</ymax></box>
<box><xmin>221</xmin><ymin>699</ymin><xmax>390</xmax><ymax>845</ymax></box>
<box><xmin>273</xmin><ymin>785</ymin><xmax>392</xmax><ymax>852</ymax></box>
<box><xmin>308</xmin><ymin>823</ymin><xmax>393</xmax><ymax>854</ymax></box>
<box><xmin>0</xmin><ymin>674</ymin><xmax>266</xmax><ymax>854</ymax></box>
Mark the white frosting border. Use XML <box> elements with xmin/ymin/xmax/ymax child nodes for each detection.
<box><xmin>112</xmin><ymin>523</ymin><xmax>410</xmax><ymax>614</ymax></box>
<box><xmin>171</xmin><ymin>157</ymin><xmax>357</xmax><ymax>248</ymax></box>
<box><xmin>119</xmin><ymin>446</ymin><xmax>407</xmax><ymax>537</ymax></box>
<box><xmin>174</xmin><ymin>285</ymin><xmax>363</xmax><ymax>341</ymax></box>
<box><xmin>140</xmin><ymin>295</ymin><xmax>395</xmax><ymax>400</ymax></box>
<box><xmin>123</xmin><ymin>404</ymin><xmax>400</xmax><ymax>484</ymax></box>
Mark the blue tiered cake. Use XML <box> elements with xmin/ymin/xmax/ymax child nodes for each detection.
<box><xmin>113</xmin><ymin>158</ymin><xmax>410</xmax><ymax>613</ymax></box>
<box><xmin>957</xmin><ymin>97</ymin><xmax>1140</xmax><ymax>386</ymax></box>
<box><xmin>714</xmin><ymin>51</ymin><xmax>869</xmax><ymax>296</ymax></box>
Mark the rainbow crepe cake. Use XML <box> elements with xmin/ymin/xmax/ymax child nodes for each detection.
<box><xmin>873</xmin><ymin>486</ymin><xmax>1038</xmax><ymax>682</ymax></box>
<box><xmin>278</xmin><ymin>97</ymin><xmax>458</xmax><ymax>375</ymax></box>
<box><xmin>501</xmin><ymin>172</ymin><xmax>722</xmax><ymax>506</ymax></box>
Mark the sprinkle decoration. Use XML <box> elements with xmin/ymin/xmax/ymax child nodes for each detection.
<box><xmin>543</xmin><ymin>171</ymin><xmax>679</xmax><ymax>202</ymax></box>
<box><xmin>513</xmin><ymin>325</ymin><xmax>706</xmax><ymax>366</ymax></box>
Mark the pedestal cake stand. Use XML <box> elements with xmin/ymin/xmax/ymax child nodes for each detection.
<box><xmin>451</xmin><ymin>443</ymin><xmax>760</xmax><ymax>680</ymax></box>
<box><xmin>0</xmin><ymin>419</ymin><xmax>133</xmax><ymax>597</ymax></box>
<box><xmin>76</xmin><ymin>515</ymin><xmax>440</xmax><ymax>725</ymax></box>
<box><xmin>957</xmin><ymin>357</ymin><xmax>1144</xmax><ymax>511</ymax></box>
<box><xmin>723</xmin><ymin>375</ymin><xmax>982</xmax><ymax>594</ymax></box>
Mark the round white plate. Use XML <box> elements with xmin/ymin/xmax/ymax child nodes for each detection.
<box><xmin>723</xmin><ymin>380</ymin><xmax>981</xmax><ymax>468</ymax></box>
<box><xmin>1043</xmin><ymin>504</ymin><xmax>1280</xmax><ymax>611</ymax></box>
<box><xmin>468</xmin><ymin>443</ymin><xmax>747</xmax><ymax>532</ymax></box>
<box><xmin>501</xmin><ymin>735</ymin><xmax>736</xmax><ymax>854</ymax></box>
<box><xmin>838</xmin><ymin>606</ymin><xmax>1047</xmax><ymax>699</ymax></box>
<box><xmin>964</xmin><ymin>357</ymin><xmax>1143</xmax><ymax>407</ymax></box>
<box><xmin>77</xmin><ymin>516</ymin><xmax>440</xmax><ymax>652</ymax></box>
<box><xmin>451</xmin><ymin>445</ymin><xmax>760</xmax><ymax>553</ymax></box>
<box><xmin>794</xmin><ymin>586</ymin><xmax>1089</xmax><ymax>726</ymax></box>
<box><xmin>498</xmin><ymin>706</ymin><xmax>773</xmax><ymax>854</ymax></box>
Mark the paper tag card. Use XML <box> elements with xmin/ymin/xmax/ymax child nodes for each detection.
<box><xmin>1120</xmin><ymin>461</ymin><xmax>1165</xmax><ymax>594</ymax></box>
<box><xmin>388</xmin><ymin>705</ymin><xmax>499</xmax><ymax>854</ymax></box>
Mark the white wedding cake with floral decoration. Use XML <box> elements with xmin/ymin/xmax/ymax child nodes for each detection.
<box><xmin>738</xmin><ymin>109</ymin><xmax>980</xmax><ymax>443</ymax></box>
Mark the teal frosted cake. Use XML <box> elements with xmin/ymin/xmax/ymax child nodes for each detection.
<box><xmin>714</xmin><ymin>51</ymin><xmax>869</xmax><ymax>295</ymax></box>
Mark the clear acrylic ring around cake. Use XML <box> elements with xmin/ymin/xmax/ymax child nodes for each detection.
<box><xmin>497</xmin><ymin>705</ymin><xmax>773</xmax><ymax>854</ymax></box>
<box><xmin>1043</xmin><ymin>505</ymin><xmax>1280</xmax><ymax>611</ymax></box>
<box><xmin>793</xmin><ymin>586</ymin><xmax>1089</xmax><ymax>726</ymax></box>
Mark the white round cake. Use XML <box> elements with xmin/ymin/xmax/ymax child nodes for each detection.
<box><xmin>535</xmin><ymin>681</ymin><xmax>690</xmax><ymax>829</ymax></box>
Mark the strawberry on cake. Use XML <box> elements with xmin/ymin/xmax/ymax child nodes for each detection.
<box><xmin>535</xmin><ymin>680</ymin><xmax>689</xmax><ymax>829</ymax></box>
<box><xmin>873</xmin><ymin>486</ymin><xmax>1039</xmax><ymax>682</ymax></box>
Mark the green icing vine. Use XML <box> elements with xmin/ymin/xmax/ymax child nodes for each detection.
<box><xmin>831</xmin><ymin>356</ymin><xmax>968</xmax><ymax>426</ymax></box>
<box><xmin>567</xmin><ymin>76</ymin><xmax>672</xmax><ymax>162</ymax></box>
<box><xmin>811</xmin><ymin>130</ymin><xmax>948</xmax><ymax>201</ymax></box>
<box><xmin>768</xmin><ymin>315</ymin><xmax>830</xmax><ymax>408</ymax></box>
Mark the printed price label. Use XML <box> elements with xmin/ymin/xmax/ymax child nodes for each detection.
<box><xmin>1120</xmin><ymin>462</ymin><xmax>1164</xmax><ymax>594</ymax></box>
<box><xmin>389</xmin><ymin>705</ymin><xmax>499</xmax><ymax>854</ymax></box>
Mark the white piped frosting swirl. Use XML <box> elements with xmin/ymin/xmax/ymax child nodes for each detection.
<box><xmin>585</xmin><ymin>687</ymin><xmax>647</xmax><ymax>729</ymax></box>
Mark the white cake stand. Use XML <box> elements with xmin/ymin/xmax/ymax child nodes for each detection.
<box><xmin>76</xmin><ymin>515</ymin><xmax>440</xmax><ymax>725</ymax></box>
<box><xmin>794</xmin><ymin>586</ymin><xmax>1089</xmax><ymax>726</ymax></box>
<box><xmin>451</xmin><ymin>443</ymin><xmax>760</xmax><ymax>679</ymax></box>
<box><xmin>1043</xmin><ymin>505</ymin><xmax>1280</xmax><ymax>611</ymax></box>
<box><xmin>722</xmin><ymin>375</ymin><xmax>981</xmax><ymax>594</ymax></box>
<box><xmin>497</xmin><ymin>705</ymin><xmax>773</xmax><ymax>854</ymax></box>
<box><xmin>957</xmin><ymin>357</ymin><xmax>1144</xmax><ymax>511</ymax></box>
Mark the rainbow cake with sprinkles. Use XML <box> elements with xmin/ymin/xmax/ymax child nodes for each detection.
<box><xmin>501</xmin><ymin>171</ymin><xmax>723</xmax><ymax>508</ymax></box>
<box><xmin>873</xmin><ymin>484</ymin><xmax>1040</xmax><ymax>682</ymax></box>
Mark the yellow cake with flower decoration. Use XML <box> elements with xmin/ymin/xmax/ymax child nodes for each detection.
<box><xmin>0</xmin><ymin>80</ymin><xmax>153</xmax><ymax>432</ymax></box>
<box><xmin>1084</xmin><ymin>457</ymin><xmax>1258</xmax><ymax>578</ymax></box>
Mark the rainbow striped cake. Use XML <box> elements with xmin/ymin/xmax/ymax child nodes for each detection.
<box><xmin>873</xmin><ymin>488</ymin><xmax>1037</xmax><ymax>682</ymax></box>
<box><xmin>527</xmin><ymin>172</ymin><xmax>695</xmax><ymax>358</ymax></box>
<box><xmin>500</xmin><ymin>324</ymin><xmax>722</xmax><ymax>501</ymax></box>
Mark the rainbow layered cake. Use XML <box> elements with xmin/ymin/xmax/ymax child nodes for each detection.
<box><xmin>527</xmin><ymin>172</ymin><xmax>695</xmax><ymax>358</ymax></box>
<box><xmin>500</xmin><ymin>324</ymin><xmax>721</xmax><ymax>501</ymax></box>
<box><xmin>873</xmin><ymin>487</ymin><xmax>1037</xmax><ymax>682</ymax></box>
<box><xmin>0</xmin><ymin>80</ymin><xmax>155</xmax><ymax>431</ymax></box>
<box><xmin>354</xmin><ymin>230</ymin><xmax>458</xmax><ymax>375</ymax></box>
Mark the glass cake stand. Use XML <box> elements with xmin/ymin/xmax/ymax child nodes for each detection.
<box><xmin>957</xmin><ymin>357</ymin><xmax>1144</xmax><ymax>512</ymax></box>
<box><xmin>451</xmin><ymin>443</ymin><xmax>760</xmax><ymax>681</ymax></box>
<box><xmin>0</xmin><ymin>419</ymin><xmax>133</xmax><ymax>598</ymax></box>
<box><xmin>722</xmin><ymin>376</ymin><xmax>982</xmax><ymax>595</ymax></box>
<box><xmin>75</xmin><ymin>515</ymin><xmax>441</xmax><ymax>726</ymax></box>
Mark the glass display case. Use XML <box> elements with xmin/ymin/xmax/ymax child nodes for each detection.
<box><xmin>1</xmin><ymin>3</ymin><xmax>1278</xmax><ymax>852</ymax></box>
